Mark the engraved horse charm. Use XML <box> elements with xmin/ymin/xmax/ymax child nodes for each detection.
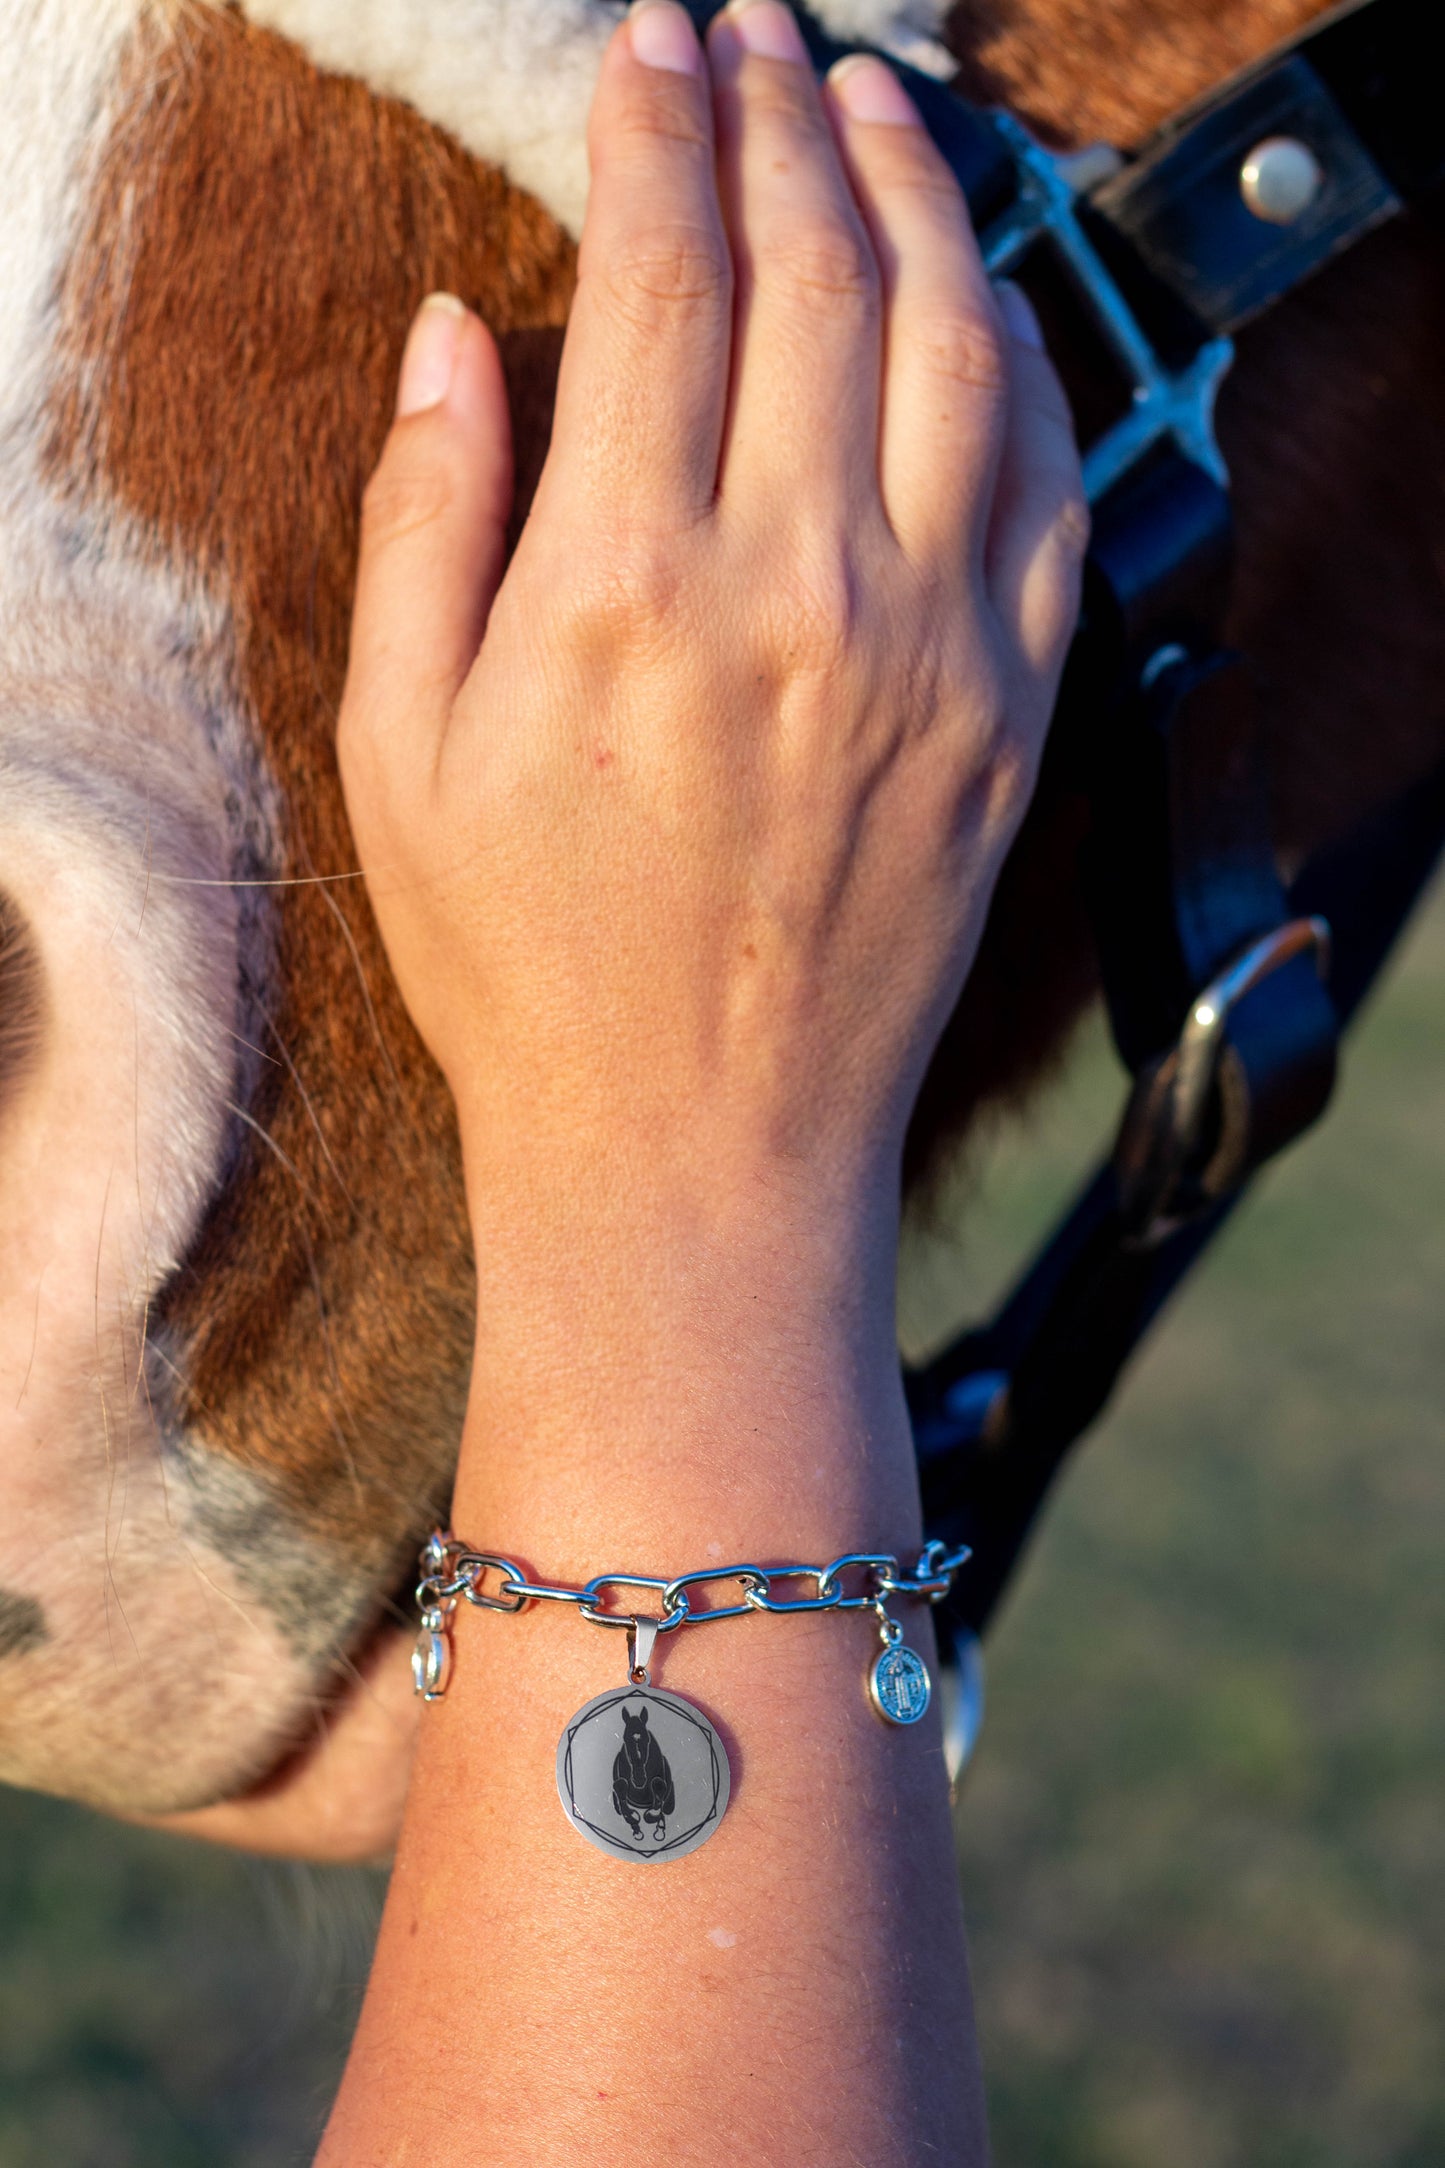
<box><xmin>612</xmin><ymin>1705</ymin><xmax>675</xmax><ymax>1843</ymax></box>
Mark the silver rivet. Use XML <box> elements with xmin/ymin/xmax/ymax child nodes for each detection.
<box><xmin>1240</xmin><ymin>136</ymin><xmax>1324</xmax><ymax>224</ymax></box>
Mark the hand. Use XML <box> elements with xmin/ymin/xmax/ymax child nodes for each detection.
<box><xmin>338</xmin><ymin>0</ymin><xmax>1085</xmax><ymax>1247</ymax></box>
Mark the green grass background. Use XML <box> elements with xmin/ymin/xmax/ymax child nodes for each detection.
<box><xmin>3</xmin><ymin>883</ymin><xmax>1442</xmax><ymax>2167</ymax></box>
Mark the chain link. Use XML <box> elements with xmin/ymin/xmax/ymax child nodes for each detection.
<box><xmin>419</xmin><ymin>1534</ymin><xmax>970</xmax><ymax>1633</ymax></box>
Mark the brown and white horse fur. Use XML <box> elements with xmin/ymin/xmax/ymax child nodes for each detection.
<box><xmin>0</xmin><ymin>0</ymin><xmax>1440</xmax><ymax>1817</ymax></box>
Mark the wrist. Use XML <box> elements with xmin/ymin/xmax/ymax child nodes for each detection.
<box><xmin>452</xmin><ymin>1138</ymin><xmax>920</xmax><ymax>1561</ymax></box>
<box><xmin>447</xmin><ymin>1077</ymin><xmax>931</xmax><ymax>1273</ymax></box>
<box><xmin>462</xmin><ymin>1120</ymin><xmax>902</xmax><ymax>1369</ymax></box>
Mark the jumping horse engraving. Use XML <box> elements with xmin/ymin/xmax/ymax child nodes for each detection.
<box><xmin>612</xmin><ymin>1706</ymin><xmax>676</xmax><ymax>1845</ymax></box>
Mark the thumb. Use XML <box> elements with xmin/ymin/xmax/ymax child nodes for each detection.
<box><xmin>341</xmin><ymin>294</ymin><xmax>514</xmax><ymax>785</ymax></box>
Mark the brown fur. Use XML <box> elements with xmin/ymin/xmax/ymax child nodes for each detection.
<box><xmin>41</xmin><ymin>0</ymin><xmax>1445</xmax><ymax>1637</ymax></box>
<box><xmin>46</xmin><ymin>5</ymin><xmax>575</xmax><ymax>1584</ymax></box>
<box><xmin>945</xmin><ymin>0</ymin><xmax>1335</xmax><ymax>150</ymax></box>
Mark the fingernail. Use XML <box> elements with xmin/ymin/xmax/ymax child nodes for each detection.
<box><xmin>397</xmin><ymin>293</ymin><xmax>468</xmax><ymax>416</ymax></box>
<box><xmin>725</xmin><ymin>0</ymin><xmax>807</xmax><ymax>64</ymax></box>
<box><xmin>828</xmin><ymin>53</ymin><xmax>920</xmax><ymax>125</ymax></box>
<box><xmin>996</xmin><ymin>280</ymin><xmax>1045</xmax><ymax>351</ymax></box>
<box><xmin>629</xmin><ymin>0</ymin><xmax>703</xmax><ymax>74</ymax></box>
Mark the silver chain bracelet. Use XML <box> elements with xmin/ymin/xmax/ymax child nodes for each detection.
<box><xmin>414</xmin><ymin>1531</ymin><xmax>970</xmax><ymax>1865</ymax></box>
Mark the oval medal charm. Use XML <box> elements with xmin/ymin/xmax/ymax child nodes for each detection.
<box><xmin>412</xmin><ymin>1626</ymin><xmax>451</xmax><ymax>1701</ymax></box>
<box><xmin>556</xmin><ymin>1684</ymin><xmax>730</xmax><ymax>1864</ymax></box>
<box><xmin>869</xmin><ymin>1641</ymin><xmax>932</xmax><ymax>1725</ymax></box>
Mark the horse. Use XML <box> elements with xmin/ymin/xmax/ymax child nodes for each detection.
<box><xmin>1</xmin><ymin>0</ymin><xmax>1440</xmax><ymax>1850</ymax></box>
<box><xmin>613</xmin><ymin>1704</ymin><xmax>674</xmax><ymax>1842</ymax></box>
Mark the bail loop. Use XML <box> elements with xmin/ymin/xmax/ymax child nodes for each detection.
<box><xmin>626</xmin><ymin>1614</ymin><xmax>660</xmax><ymax>1686</ymax></box>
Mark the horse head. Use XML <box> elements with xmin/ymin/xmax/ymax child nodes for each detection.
<box><xmin>1</xmin><ymin>0</ymin><xmax>1439</xmax><ymax>1845</ymax></box>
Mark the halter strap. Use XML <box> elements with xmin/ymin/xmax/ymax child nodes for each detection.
<box><xmin>685</xmin><ymin>1</ymin><xmax>1445</xmax><ymax>1737</ymax></box>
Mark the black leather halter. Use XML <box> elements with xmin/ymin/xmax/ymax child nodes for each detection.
<box><xmin>689</xmin><ymin>0</ymin><xmax>1445</xmax><ymax>1753</ymax></box>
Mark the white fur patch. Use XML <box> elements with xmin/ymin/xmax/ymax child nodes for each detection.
<box><xmin>808</xmin><ymin>0</ymin><xmax>956</xmax><ymax>79</ymax></box>
<box><xmin>0</xmin><ymin>0</ymin><xmax>146</xmax><ymax>431</ymax></box>
<box><xmin>0</xmin><ymin>0</ymin><xmax>313</xmax><ymax>1809</ymax></box>
<box><xmin>239</xmin><ymin>0</ymin><xmax>618</xmax><ymax>237</ymax></box>
<box><xmin>236</xmin><ymin>0</ymin><xmax>955</xmax><ymax>238</ymax></box>
<box><xmin>0</xmin><ymin>478</ymin><xmax>309</xmax><ymax>1806</ymax></box>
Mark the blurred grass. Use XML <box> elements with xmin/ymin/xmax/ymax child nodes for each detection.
<box><xmin>2</xmin><ymin>882</ymin><xmax>1441</xmax><ymax>2166</ymax></box>
<box><xmin>0</xmin><ymin>1807</ymin><xmax>381</xmax><ymax>2167</ymax></box>
<box><xmin>901</xmin><ymin>877</ymin><xmax>1445</xmax><ymax>2168</ymax></box>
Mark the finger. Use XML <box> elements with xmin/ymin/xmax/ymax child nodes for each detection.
<box><xmin>823</xmin><ymin>56</ymin><xmax>1008</xmax><ymax>568</ymax></box>
<box><xmin>542</xmin><ymin>4</ymin><xmax>732</xmax><ymax>531</ymax></box>
<box><xmin>707</xmin><ymin>1</ymin><xmax>883</xmax><ymax>516</ymax></box>
<box><xmin>341</xmin><ymin>295</ymin><xmax>514</xmax><ymax>781</ymax></box>
<box><xmin>985</xmin><ymin>284</ymin><xmax>1089</xmax><ymax>678</ymax></box>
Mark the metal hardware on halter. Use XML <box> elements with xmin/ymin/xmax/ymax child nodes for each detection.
<box><xmin>941</xmin><ymin>1370</ymin><xmax>1011</xmax><ymax>1450</ymax></box>
<box><xmin>1114</xmin><ymin>916</ymin><xmax>1333</xmax><ymax>1246</ymax></box>
<box><xmin>938</xmin><ymin>1622</ymin><xmax>987</xmax><ymax>1794</ymax></box>
<box><xmin>1240</xmin><ymin>136</ymin><xmax>1325</xmax><ymax>224</ymax></box>
<box><xmin>979</xmin><ymin>114</ymin><xmax>1235</xmax><ymax>504</ymax></box>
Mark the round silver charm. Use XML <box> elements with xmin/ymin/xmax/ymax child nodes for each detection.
<box><xmin>869</xmin><ymin>1641</ymin><xmax>932</xmax><ymax>1726</ymax></box>
<box><xmin>556</xmin><ymin>1684</ymin><xmax>730</xmax><ymax>1864</ymax></box>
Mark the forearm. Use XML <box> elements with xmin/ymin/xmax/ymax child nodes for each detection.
<box><xmin>321</xmin><ymin>4</ymin><xmax>1084</xmax><ymax>2147</ymax></box>
<box><xmin>320</xmin><ymin>1184</ymin><xmax>988</xmax><ymax>2165</ymax></box>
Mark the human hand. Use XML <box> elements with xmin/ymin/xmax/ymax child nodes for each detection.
<box><xmin>338</xmin><ymin>0</ymin><xmax>1085</xmax><ymax>1248</ymax></box>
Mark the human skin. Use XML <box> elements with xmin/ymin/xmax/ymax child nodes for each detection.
<box><xmin>314</xmin><ymin>0</ymin><xmax>1085</xmax><ymax>2158</ymax></box>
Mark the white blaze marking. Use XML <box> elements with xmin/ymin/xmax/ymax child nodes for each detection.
<box><xmin>235</xmin><ymin>0</ymin><xmax>955</xmax><ymax>238</ymax></box>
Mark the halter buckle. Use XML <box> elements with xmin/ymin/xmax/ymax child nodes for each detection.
<box><xmin>1114</xmin><ymin>915</ymin><xmax>1333</xmax><ymax>1244</ymax></box>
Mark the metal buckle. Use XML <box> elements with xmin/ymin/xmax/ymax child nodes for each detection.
<box><xmin>1115</xmin><ymin>915</ymin><xmax>1332</xmax><ymax>1243</ymax></box>
<box><xmin>981</xmin><ymin>116</ymin><xmax>1235</xmax><ymax>504</ymax></box>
